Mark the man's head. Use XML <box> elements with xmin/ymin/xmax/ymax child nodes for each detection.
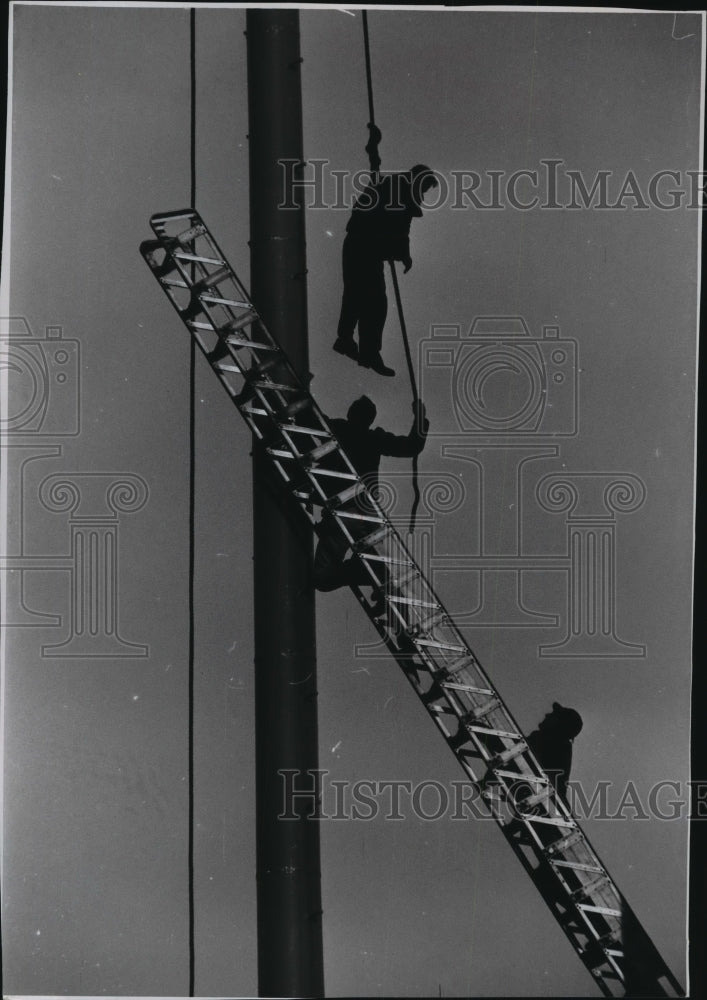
<box><xmin>410</xmin><ymin>164</ymin><xmax>439</xmax><ymax>203</ymax></box>
<box><xmin>540</xmin><ymin>702</ymin><xmax>584</xmax><ymax>740</ymax></box>
<box><xmin>347</xmin><ymin>395</ymin><xmax>377</xmax><ymax>429</ymax></box>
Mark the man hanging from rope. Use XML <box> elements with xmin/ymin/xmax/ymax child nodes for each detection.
<box><xmin>333</xmin><ymin>124</ymin><xmax>438</xmax><ymax>377</ymax></box>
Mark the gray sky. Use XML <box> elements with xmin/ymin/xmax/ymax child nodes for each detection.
<box><xmin>1</xmin><ymin>4</ymin><xmax>701</xmax><ymax>997</ymax></box>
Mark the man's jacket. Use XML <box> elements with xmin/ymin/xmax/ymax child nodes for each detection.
<box><xmin>345</xmin><ymin>172</ymin><xmax>424</xmax><ymax>262</ymax></box>
<box><xmin>330</xmin><ymin>415</ymin><xmax>428</xmax><ymax>492</ymax></box>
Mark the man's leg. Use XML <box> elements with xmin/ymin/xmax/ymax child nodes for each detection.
<box><xmin>358</xmin><ymin>258</ymin><xmax>386</xmax><ymax>358</ymax></box>
<box><xmin>313</xmin><ymin>519</ymin><xmax>351</xmax><ymax>592</ymax></box>
<box><xmin>335</xmin><ymin>236</ymin><xmax>361</xmax><ymax>358</ymax></box>
<box><xmin>358</xmin><ymin>259</ymin><xmax>394</xmax><ymax>376</ymax></box>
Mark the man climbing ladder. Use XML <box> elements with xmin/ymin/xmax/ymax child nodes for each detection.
<box><xmin>313</xmin><ymin>394</ymin><xmax>429</xmax><ymax>594</ymax></box>
<box><xmin>333</xmin><ymin>124</ymin><xmax>438</xmax><ymax>376</ymax></box>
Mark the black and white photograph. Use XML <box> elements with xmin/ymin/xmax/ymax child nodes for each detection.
<box><xmin>0</xmin><ymin>3</ymin><xmax>702</xmax><ymax>997</ymax></box>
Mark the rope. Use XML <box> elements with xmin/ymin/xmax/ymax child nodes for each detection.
<box><xmin>389</xmin><ymin>262</ymin><xmax>421</xmax><ymax>533</ymax></box>
<box><xmin>362</xmin><ymin>11</ymin><xmax>376</xmax><ymax>130</ymax></box>
<box><xmin>188</xmin><ymin>7</ymin><xmax>196</xmax><ymax>996</ymax></box>
<box><xmin>362</xmin><ymin>12</ymin><xmax>381</xmax><ymax>179</ymax></box>
<box><xmin>361</xmin><ymin>12</ymin><xmax>420</xmax><ymax>533</ymax></box>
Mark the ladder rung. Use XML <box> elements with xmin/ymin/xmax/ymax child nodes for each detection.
<box><xmin>251</xmin><ymin>380</ymin><xmax>299</xmax><ymax>392</ymax></box>
<box><xmin>494</xmin><ymin>768</ymin><xmax>545</xmax><ymax>783</ymax></box>
<box><xmin>252</xmin><ymin>354</ymin><xmax>283</xmax><ymax>374</ymax></box>
<box><xmin>335</xmin><ymin>510</ymin><xmax>386</xmax><ymax>524</ymax></box>
<box><xmin>173</xmin><ymin>251</ymin><xmax>225</xmax><ymax>265</ymax></box>
<box><xmin>200</xmin><ymin>265</ymin><xmax>232</xmax><ymax>287</ymax></box>
<box><xmin>176</xmin><ymin>222</ymin><xmax>207</xmax><ymax>244</ymax></box>
<box><xmin>354</xmin><ymin>525</ymin><xmax>391</xmax><ymax>551</ymax></box>
<box><xmin>266</xmin><ymin>448</ymin><xmax>295</xmax><ymax>460</ymax></box>
<box><xmin>187</xmin><ymin>319</ymin><xmax>217</xmax><ymax>331</ymax></box>
<box><xmin>281</xmin><ymin>424</ymin><xmax>331</xmax><ymax>438</ymax></box>
<box><xmin>524</xmin><ymin>785</ymin><xmax>552</xmax><ymax>808</ymax></box>
<box><xmin>522</xmin><ymin>813</ymin><xmax>576</xmax><ymax>829</ymax></box>
<box><xmin>226</xmin><ymin>335</ymin><xmax>277</xmax><ymax>351</ymax></box>
<box><xmin>467</xmin><ymin>724</ymin><xmax>523</xmax><ymax>740</ymax></box>
<box><xmin>490</xmin><ymin>740</ymin><xmax>529</xmax><ymax>766</ymax></box>
<box><xmin>302</xmin><ymin>439</ymin><xmax>338</xmax><ymax>465</ymax></box>
<box><xmin>443</xmin><ymin>681</ymin><xmax>494</xmax><ymax>697</ymax></box>
<box><xmin>413</xmin><ymin>639</ymin><xmax>465</xmax><ymax>653</ymax></box>
<box><xmin>201</xmin><ymin>294</ymin><xmax>250</xmax><ymax>308</ymax></box>
<box><xmin>359</xmin><ymin>552</ymin><xmax>411</xmax><ymax>566</ymax></box>
<box><xmin>161</xmin><ymin>276</ymin><xmax>189</xmax><ymax>288</ymax></box>
<box><xmin>227</xmin><ymin>337</ymin><xmax>277</xmax><ymax>351</ymax></box>
<box><xmin>152</xmin><ymin>210</ymin><xmax>195</xmax><ymax>227</ymax></box>
<box><xmin>280</xmin><ymin>397</ymin><xmax>312</xmax><ymax>420</ymax></box>
<box><xmin>224</xmin><ymin>309</ymin><xmax>259</xmax><ymax>333</ymax></box>
<box><xmin>240</xmin><ymin>404</ymin><xmax>270</xmax><ymax>418</ymax></box>
<box><xmin>467</xmin><ymin>697</ymin><xmax>501</xmax><ymax>721</ymax></box>
<box><xmin>214</xmin><ymin>362</ymin><xmax>243</xmax><ymax>374</ymax></box>
<box><xmin>549</xmin><ymin>860</ymin><xmax>605</xmax><ymax>874</ymax></box>
<box><xmin>329</xmin><ymin>481</ymin><xmax>365</xmax><ymax>508</ymax></box>
<box><xmin>428</xmin><ymin>702</ymin><xmax>455</xmax><ymax>715</ymax></box>
<box><xmin>545</xmin><ymin>830</ymin><xmax>583</xmax><ymax>855</ymax></box>
<box><xmin>445</xmin><ymin>653</ymin><xmax>479</xmax><ymax>675</ymax></box>
<box><xmin>576</xmin><ymin>903</ymin><xmax>622</xmax><ymax>918</ymax></box>
<box><xmin>596</xmin><ymin>931</ymin><xmax>621</xmax><ymax>951</ymax></box>
<box><xmin>571</xmin><ymin>875</ymin><xmax>611</xmax><ymax>901</ymax></box>
<box><xmin>309</xmin><ymin>468</ymin><xmax>357</xmax><ymax>482</ymax></box>
<box><xmin>409</xmin><ymin>609</ymin><xmax>447</xmax><ymax>634</ymax></box>
<box><xmin>387</xmin><ymin>595</ymin><xmax>440</xmax><ymax>609</ymax></box>
<box><xmin>391</xmin><ymin>566</ymin><xmax>421</xmax><ymax>588</ymax></box>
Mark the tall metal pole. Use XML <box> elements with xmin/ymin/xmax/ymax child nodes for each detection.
<box><xmin>246</xmin><ymin>11</ymin><xmax>324</xmax><ymax>998</ymax></box>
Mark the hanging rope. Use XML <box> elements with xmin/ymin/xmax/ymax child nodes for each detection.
<box><xmin>362</xmin><ymin>12</ymin><xmax>381</xmax><ymax>177</ymax></box>
<box><xmin>389</xmin><ymin>262</ymin><xmax>421</xmax><ymax>533</ymax></box>
<box><xmin>188</xmin><ymin>7</ymin><xmax>196</xmax><ymax>996</ymax></box>
<box><xmin>361</xmin><ymin>12</ymin><xmax>420</xmax><ymax>533</ymax></box>
<box><xmin>362</xmin><ymin>11</ymin><xmax>376</xmax><ymax>133</ymax></box>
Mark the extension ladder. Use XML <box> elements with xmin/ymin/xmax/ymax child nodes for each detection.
<box><xmin>140</xmin><ymin>210</ymin><xmax>684</xmax><ymax>999</ymax></box>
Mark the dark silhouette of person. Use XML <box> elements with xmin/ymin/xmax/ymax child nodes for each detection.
<box><xmin>527</xmin><ymin>702</ymin><xmax>584</xmax><ymax>803</ymax></box>
<box><xmin>313</xmin><ymin>395</ymin><xmax>429</xmax><ymax>594</ymax></box>
<box><xmin>333</xmin><ymin>125</ymin><xmax>438</xmax><ymax>377</ymax></box>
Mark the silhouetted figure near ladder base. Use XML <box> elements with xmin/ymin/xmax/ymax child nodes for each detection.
<box><xmin>314</xmin><ymin>395</ymin><xmax>429</xmax><ymax>603</ymax></box>
<box><xmin>496</xmin><ymin>701</ymin><xmax>583</xmax><ymax>846</ymax></box>
<box><xmin>527</xmin><ymin>701</ymin><xmax>584</xmax><ymax>805</ymax></box>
